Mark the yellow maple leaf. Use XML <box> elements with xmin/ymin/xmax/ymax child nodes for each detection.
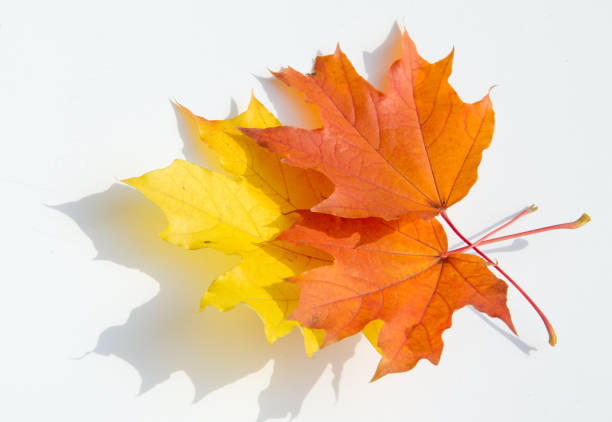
<box><xmin>125</xmin><ymin>97</ymin><xmax>333</xmax><ymax>355</ymax></box>
<box><xmin>125</xmin><ymin>159</ymin><xmax>284</xmax><ymax>254</ymax></box>
<box><xmin>200</xmin><ymin>242</ymin><xmax>330</xmax><ymax>356</ymax></box>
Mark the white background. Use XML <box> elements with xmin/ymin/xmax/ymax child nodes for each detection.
<box><xmin>1</xmin><ymin>0</ymin><xmax>610</xmax><ymax>421</ymax></box>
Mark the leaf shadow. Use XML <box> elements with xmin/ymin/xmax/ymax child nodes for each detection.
<box><xmin>470</xmin><ymin>308</ymin><xmax>537</xmax><ymax>355</ymax></box>
<box><xmin>51</xmin><ymin>100</ymin><xmax>359</xmax><ymax>421</ymax></box>
<box><xmin>255</xmin><ymin>75</ymin><xmax>322</xmax><ymax>130</ymax></box>
<box><xmin>362</xmin><ymin>23</ymin><xmax>403</xmax><ymax>93</ymax></box>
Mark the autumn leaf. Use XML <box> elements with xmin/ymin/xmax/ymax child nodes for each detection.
<box><xmin>175</xmin><ymin>95</ymin><xmax>333</xmax><ymax>214</ymax></box>
<box><xmin>122</xmin><ymin>28</ymin><xmax>590</xmax><ymax>378</ymax></box>
<box><xmin>157</xmin><ymin>97</ymin><xmax>334</xmax><ymax>353</ymax></box>
<box><xmin>125</xmin><ymin>159</ymin><xmax>285</xmax><ymax>254</ymax></box>
<box><xmin>243</xmin><ymin>31</ymin><xmax>494</xmax><ymax>220</ymax></box>
<box><xmin>279</xmin><ymin>211</ymin><xmax>515</xmax><ymax>379</ymax></box>
<box><xmin>200</xmin><ymin>243</ymin><xmax>330</xmax><ymax>357</ymax></box>
<box><xmin>124</xmin><ymin>157</ymin><xmax>328</xmax><ymax>355</ymax></box>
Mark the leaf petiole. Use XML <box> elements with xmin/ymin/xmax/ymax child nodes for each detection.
<box><xmin>447</xmin><ymin>210</ymin><xmax>590</xmax><ymax>255</ymax></box>
<box><xmin>440</xmin><ymin>209</ymin><xmax>558</xmax><ymax>346</ymax></box>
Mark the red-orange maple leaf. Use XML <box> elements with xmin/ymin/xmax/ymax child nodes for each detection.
<box><xmin>243</xmin><ymin>31</ymin><xmax>494</xmax><ymax>220</ymax></box>
<box><xmin>279</xmin><ymin>211</ymin><xmax>515</xmax><ymax>380</ymax></box>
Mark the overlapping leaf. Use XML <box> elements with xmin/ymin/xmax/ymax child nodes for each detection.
<box><xmin>120</xmin><ymin>29</ymin><xmax>570</xmax><ymax>381</ymax></box>
<box><xmin>125</xmin><ymin>98</ymin><xmax>334</xmax><ymax>355</ymax></box>
<box><xmin>243</xmin><ymin>31</ymin><xmax>494</xmax><ymax>220</ymax></box>
<box><xmin>176</xmin><ymin>95</ymin><xmax>333</xmax><ymax>213</ymax></box>
<box><xmin>279</xmin><ymin>211</ymin><xmax>515</xmax><ymax>379</ymax></box>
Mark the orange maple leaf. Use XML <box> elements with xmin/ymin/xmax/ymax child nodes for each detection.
<box><xmin>279</xmin><ymin>211</ymin><xmax>515</xmax><ymax>380</ymax></box>
<box><xmin>243</xmin><ymin>31</ymin><xmax>494</xmax><ymax>220</ymax></box>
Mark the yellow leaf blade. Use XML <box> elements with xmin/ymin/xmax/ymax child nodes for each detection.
<box><xmin>125</xmin><ymin>158</ymin><xmax>328</xmax><ymax>355</ymax></box>
<box><xmin>200</xmin><ymin>243</ymin><xmax>331</xmax><ymax>356</ymax></box>
<box><xmin>124</xmin><ymin>159</ymin><xmax>292</xmax><ymax>254</ymax></box>
<box><xmin>362</xmin><ymin>320</ymin><xmax>384</xmax><ymax>355</ymax></box>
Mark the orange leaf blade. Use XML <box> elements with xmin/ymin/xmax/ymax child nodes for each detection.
<box><xmin>244</xmin><ymin>31</ymin><xmax>495</xmax><ymax>219</ymax></box>
<box><xmin>279</xmin><ymin>212</ymin><xmax>514</xmax><ymax>379</ymax></box>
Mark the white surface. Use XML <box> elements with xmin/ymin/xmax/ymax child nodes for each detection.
<box><xmin>1</xmin><ymin>0</ymin><xmax>610</xmax><ymax>420</ymax></box>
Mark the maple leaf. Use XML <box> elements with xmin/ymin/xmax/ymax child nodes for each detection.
<box><xmin>125</xmin><ymin>159</ymin><xmax>284</xmax><ymax>254</ymax></box>
<box><xmin>117</xmin><ymin>25</ymin><xmax>592</xmax><ymax>386</ymax></box>
<box><xmin>125</xmin><ymin>101</ymin><xmax>332</xmax><ymax>354</ymax></box>
<box><xmin>243</xmin><ymin>31</ymin><xmax>494</xmax><ymax>220</ymax></box>
<box><xmin>279</xmin><ymin>211</ymin><xmax>515</xmax><ymax>379</ymax></box>
<box><xmin>168</xmin><ymin>97</ymin><xmax>336</xmax><ymax>353</ymax></box>
<box><xmin>200</xmin><ymin>244</ymin><xmax>329</xmax><ymax>357</ymax></box>
<box><xmin>176</xmin><ymin>95</ymin><xmax>333</xmax><ymax>214</ymax></box>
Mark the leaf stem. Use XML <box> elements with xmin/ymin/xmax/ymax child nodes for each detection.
<box><xmin>440</xmin><ymin>209</ymin><xmax>557</xmax><ymax>346</ymax></box>
<box><xmin>448</xmin><ymin>212</ymin><xmax>590</xmax><ymax>255</ymax></box>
